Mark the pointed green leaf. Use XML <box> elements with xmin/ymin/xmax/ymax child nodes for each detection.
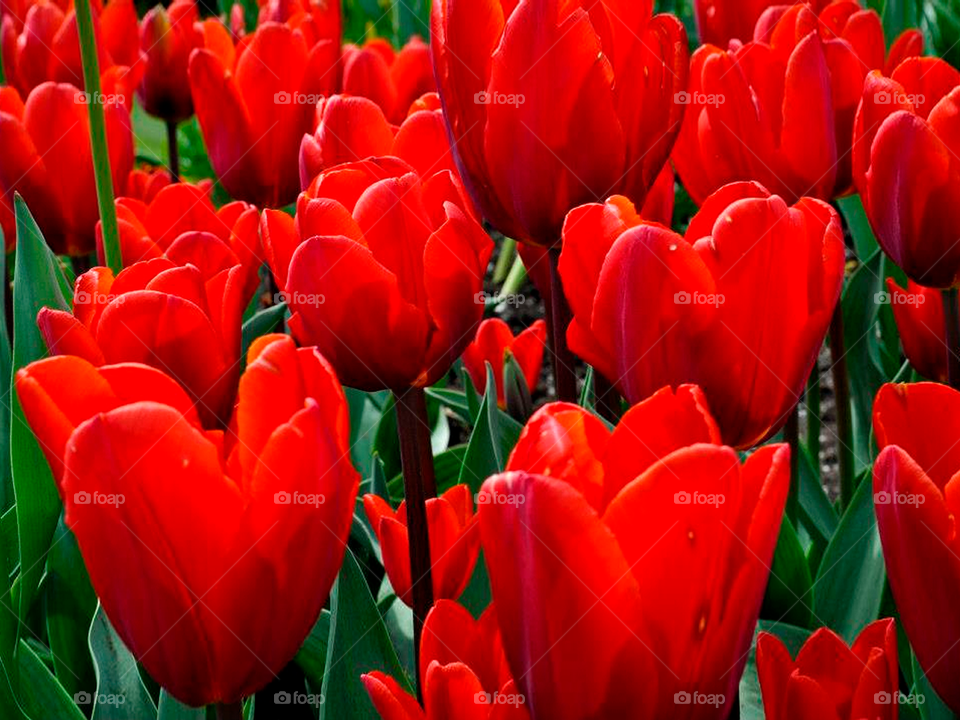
<box><xmin>157</xmin><ymin>690</ymin><xmax>204</xmax><ymax>720</ymax></box>
<box><xmin>17</xmin><ymin>639</ymin><xmax>85</xmax><ymax>720</ymax></box>
<box><xmin>458</xmin><ymin>364</ymin><xmax>522</xmax><ymax>493</ymax></box>
<box><xmin>88</xmin><ymin>605</ymin><xmax>157</xmax><ymax>720</ymax></box>
<box><xmin>240</xmin><ymin>302</ymin><xmax>287</xmax><ymax>368</ymax></box>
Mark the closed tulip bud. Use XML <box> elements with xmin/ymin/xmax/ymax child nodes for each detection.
<box><xmin>138</xmin><ymin>0</ymin><xmax>201</xmax><ymax>123</ymax></box>
<box><xmin>873</xmin><ymin>383</ymin><xmax>960</xmax><ymax>714</ymax></box>
<box><xmin>694</xmin><ymin>0</ymin><xmax>830</xmax><ymax>47</ymax></box>
<box><xmin>431</xmin><ymin>0</ymin><xmax>688</xmax><ymax>246</ymax></box>
<box><xmin>757</xmin><ymin>620</ymin><xmax>899</xmax><ymax>720</ymax></box>
<box><xmin>461</xmin><ymin>318</ymin><xmax>546</xmax><ymax>410</ymax></box>
<box><xmin>14</xmin><ymin>335</ymin><xmax>359</xmax><ymax>706</ymax></box>
<box><xmin>559</xmin><ymin>181</ymin><xmax>844</xmax><ymax>449</ymax></box>
<box><xmin>885</xmin><ymin>279</ymin><xmax>946</xmax><ymax>383</ymax></box>
<box><xmin>342</xmin><ymin>36</ymin><xmax>436</xmax><ymax>124</ymax></box>
<box><xmin>0</xmin><ymin>82</ymin><xmax>133</xmax><ymax>256</ymax></box>
<box><xmin>479</xmin><ymin>386</ymin><xmax>789</xmax><ymax>719</ymax></box>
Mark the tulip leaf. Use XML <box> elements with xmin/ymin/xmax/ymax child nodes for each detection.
<box><xmin>425</xmin><ymin>388</ymin><xmax>472</xmax><ymax>426</ymax></box>
<box><xmin>913</xmin><ymin>652</ymin><xmax>959</xmax><ymax>720</ymax></box>
<box><xmin>295</xmin><ymin>610</ymin><xmax>331</xmax><ymax>693</ymax></box>
<box><xmin>0</xmin><ymin>246</ymin><xmax>11</xmax><ymax>515</ymax></box>
<box><xmin>320</xmin><ymin>548</ymin><xmax>410</xmax><ymax>720</ymax></box>
<box><xmin>157</xmin><ymin>691</ymin><xmax>204</xmax><ymax>720</ymax></box>
<box><xmin>812</xmin><ymin>471</ymin><xmax>885</xmax><ymax>643</ymax></box>
<box><xmin>44</xmin><ymin>517</ymin><xmax>97</xmax><ymax>698</ymax></box>
<box><xmin>580</xmin><ymin>366</ymin><xmax>595</xmax><ymax>410</ymax></box>
<box><xmin>373</xmin><ymin>398</ymin><xmax>402</xmax><ymax>482</ymax></box>
<box><xmin>346</xmin><ymin>390</ymin><xmax>383</xmax><ymax>480</ymax></box>
<box><xmin>760</xmin><ymin>516</ymin><xmax>813</xmax><ymax>629</ymax></box>
<box><xmin>797</xmin><ymin>443</ymin><xmax>837</xmax><ymax>548</ymax></box>
<box><xmin>17</xmin><ymin>638</ymin><xmax>85</xmax><ymax>720</ymax></box>
<box><xmin>739</xmin><ymin>621</ymin><xmax>812</xmax><ymax>720</ymax></box>
<box><xmin>10</xmin><ymin>196</ymin><xmax>71</xmax><ymax>627</ymax></box>
<box><xmin>457</xmin><ymin>364</ymin><xmax>523</xmax><ymax>493</ymax></box>
<box><xmin>836</xmin><ymin>195</ymin><xmax>878</xmax><ymax>262</ymax></box>
<box><xmin>502</xmin><ymin>352</ymin><xmax>532</xmax><ymax>421</ymax></box>
<box><xmin>378</xmin><ymin>587</ymin><xmax>414</xmax><ymax>681</ymax></box>
<box><xmin>240</xmin><ymin>302</ymin><xmax>287</xmax><ymax>367</ymax></box>
<box><xmin>88</xmin><ymin>605</ymin><xmax>157</xmax><ymax>720</ymax></box>
<box><xmin>387</xmin><ymin>445</ymin><xmax>469</xmax><ymax>503</ymax></box>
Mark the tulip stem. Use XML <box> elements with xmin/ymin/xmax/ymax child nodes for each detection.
<box><xmin>500</xmin><ymin>253</ymin><xmax>527</xmax><ymax>299</ymax></box>
<box><xmin>829</xmin><ymin>306</ymin><xmax>855</xmax><ymax>510</ymax></box>
<box><xmin>784</xmin><ymin>406</ymin><xmax>800</xmax><ymax>525</ymax></box>
<box><xmin>593</xmin><ymin>372</ymin><xmax>621</xmax><ymax>424</ymax></box>
<box><xmin>546</xmin><ymin>247</ymin><xmax>577</xmax><ymax>402</ymax></box>
<box><xmin>215</xmin><ymin>701</ymin><xmax>243</xmax><ymax>720</ymax></box>
<box><xmin>166</xmin><ymin>121</ymin><xmax>180</xmax><ymax>183</ymax></box>
<box><xmin>806</xmin><ymin>368</ymin><xmax>820</xmax><ymax>474</ymax></box>
<box><xmin>493</xmin><ymin>237</ymin><xmax>517</xmax><ymax>285</ymax></box>
<box><xmin>394</xmin><ymin>385</ymin><xmax>436</xmax><ymax>702</ymax></box>
<box><xmin>73</xmin><ymin>0</ymin><xmax>122</xmax><ymax>275</ymax></box>
<box><xmin>942</xmin><ymin>288</ymin><xmax>960</xmax><ymax>390</ymax></box>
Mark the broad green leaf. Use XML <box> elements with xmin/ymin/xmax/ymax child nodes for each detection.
<box><xmin>320</xmin><ymin>549</ymin><xmax>410</xmax><ymax>720</ymax></box>
<box><xmin>797</xmin><ymin>443</ymin><xmax>837</xmax><ymax>548</ymax></box>
<box><xmin>760</xmin><ymin>516</ymin><xmax>813</xmax><ymax>629</ymax></box>
<box><xmin>240</xmin><ymin>302</ymin><xmax>287</xmax><ymax>367</ymax></box>
<box><xmin>739</xmin><ymin>621</ymin><xmax>812</xmax><ymax>720</ymax></box>
<box><xmin>836</xmin><ymin>195</ymin><xmax>878</xmax><ymax>261</ymax></box>
<box><xmin>387</xmin><ymin>445</ymin><xmax>468</xmax><ymax>503</ymax></box>
<box><xmin>425</xmin><ymin>388</ymin><xmax>472</xmax><ymax>426</ymax></box>
<box><xmin>346</xmin><ymin>390</ymin><xmax>384</xmax><ymax>480</ymax></box>
<box><xmin>812</xmin><ymin>471</ymin><xmax>885</xmax><ymax>643</ymax></box>
<box><xmin>17</xmin><ymin>638</ymin><xmax>85</xmax><ymax>720</ymax></box>
<box><xmin>0</xmin><ymin>246</ymin><xmax>11</xmax><ymax>514</ymax></box>
<box><xmin>914</xmin><ymin>652</ymin><xmax>959</xmax><ymax>720</ymax></box>
<box><xmin>373</xmin><ymin>397</ymin><xmax>402</xmax><ymax>482</ymax></box>
<box><xmin>157</xmin><ymin>691</ymin><xmax>204</xmax><ymax>720</ymax></box>
<box><xmin>44</xmin><ymin>517</ymin><xmax>97</xmax><ymax>698</ymax></box>
<box><xmin>457</xmin><ymin>364</ymin><xmax>523</xmax><ymax>493</ymax></box>
<box><xmin>378</xmin><ymin>587</ymin><xmax>414</xmax><ymax>681</ymax></box>
<box><xmin>88</xmin><ymin>605</ymin><xmax>157</xmax><ymax>720</ymax></box>
<box><xmin>11</xmin><ymin>196</ymin><xmax>71</xmax><ymax>625</ymax></box>
<box><xmin>295</xmin><ymin>610</ymin><xmax>331</xmax><ymax>692</ymax></box>
<box><xmin>458</xmin><ymin>551</ymin><xmax>491</xmax><ymax>618</ymax></box>
<box><xmin>0</xmin><ymin>659</ymin><xmax>29</xmax><ymax>720</ymax></box>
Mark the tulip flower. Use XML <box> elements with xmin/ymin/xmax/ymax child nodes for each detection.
<box><xmin>478</xmin><ymin>386</ymin><xmax>789</xmax><ymax>719</ymax></box>
<box><xmin>0</xmin><ymin>81</ymin><xmax>133</xmax><ymax>256</ymax></box>
<box><xmin>363</xmin><ymin>485</ymin><xmax>480</xmax><ymax>608</ymax></box>
<box><xmin>15</xmin><ymin>334</ymin><xmax>359</xmax><ymax>707</ymax></box>
<box><xmin>431</xmin><ymin>0</ymin><xmax>689</xmax><ymax>247</ymax></box>
<box><xmin>123</xmin><ymin>164</ymin><xmax>214</xmax><ymax>204</ymax></box>
<box><xmin>342</xmin><ymin>36</ymin><xmax>435</xmax><ymax>124</ymax></box>
<box><xmin>694</xmin><ymin>0</ymin><xmax>831</xmax><ymax>47</ymax></box>
<box><xmin>37</xmin><ymin>225</ymin><xmax>257</xmax><ymax>426</ymax></box>
<box><xmin>1</xmin><ymin>0</ymin><xmax>141</xmax><ymax>98</ymax></box>
<box><xmin>853</xmin><ymin>57</ymin><xmax>960</xmax><ymax>288</ymax></box>
<box><xmin>299</xmin><ymin>92</ymin><xmax>460</xmax><ymax>192</ymax></box>
<box><xmin>885</xmin><ymin>279</ymin><xmax>946</xmax><ymax>383</ymax></box>
<box><xmin>188</xmin><ymin>15</ymin><xmax>340</xmax><ymax>207</ymax></box>
<box><xmin>461</xmin><ymin>318</ymin><xmax>546</xmax><ymax>409</ymax></box>
<box><xmin>99</xmin><ymin>181</ymin><xmax>262</xmax><ymax>296</ymax></box>
<box><xmin>674</xmin><ymin>1</ymin><xmax>923</xmax><ymax>206</ymax></box>
<box><xmin>873</xmin><ymin>382</ymin><xmax>960</xmax><ymax>714</ymax></box>
<box><xmin>757</xmin><ymin>619</ymin><xmax>899</xmax><ymax>720</ymax></box>
<box><xmin>363</xmin><ymin>599</ymin><xmax>529</xmax><ymax>719</ymax></box>
<box><xmin>261</xmin><ymin>157</ymin><xmax>492</xmax><ymax>391</ymax></box>
<box><xmin>559</xmin><ymin>181</ymin><xmax>844</xmax><ymax>448</ymax></box>
<box><xmin>138</xmin><ymin>0</ymin><xmax>202</xmax><ymax>123</ymax></box>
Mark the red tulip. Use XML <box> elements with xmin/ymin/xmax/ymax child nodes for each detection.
<box><xmin>363</xmin><ymin>599</ymin><xmax>529</xmax><ymax>719</ymax></box>
<box><xmin>15</xmin><ymin>334</ymin><xmax>359</xmax><ymax>707</ymax></box>
<box><xmin>853</xmin><ymin>57</ymin><xmax>960</xmax><ymax>288</ymax></box>
<box><xmin>261</xmin><ymin>157</ymin><xmax>492</xmax><ymax>391</ymax></box>
<box><xmin>674</xmin><ymin>1</ymin><xmax>922</xmax><ymax>206</ymax></box>
<box><xmin>1</xmin><ymin>0</ymin><xmax>141</xmax><ymax>98</ymax></box>
<box><xmin>461</xmin><ymin>319</ymin><xmax>546</xmax><ymax>409</ymax></box>
<box><xmin>38</xmin><ymin>225</ymin><xmax>257</xmax><ymax>426</ymax></box>
<box><xmin>138</xmin><ymin>0</ymin><xmax>202</xmax><ymax>122</ymax></box>
<box><xmin>363</xmin><ymin>485</ymin><xmax>480</xmax><ymax>608</ymax></box>
<box><xmin>0</xmin><ymin>81</ymin><xmax>133</xmax><ymax>256</ymax></box>
<box><xmin>757</xmin><ymin>619</ymin><xmax>898</xmax><ymax>720</ymax></box>
<box><xmin>299</xmin><ymin>92</ymin><xmax>460</xmax><ymax>192</ymax></box>
<box><xmin>873</xmin><ymin>382</ymin><xmax>960</xmax><ymax>714</ymax></box>
<box><xmin>886</xmin><ymin>279</ymin><xmax>946</xmax><ymax>383</ymax></box>
<box><xmin>98</xmin><ymin>181</ymin><xmax>262</xmax><ymax>296</ymax></box>
<box><xmin>187</xmin><ymin>14</ymin><xmax>340</xmax><ymax>207</ymax></box>
<box><xmin>559</xmin><ymin>181</ymin><xmax>844</xmax><ymax>448</ymax></box>
<box><xmin>123</xmin><ymin>164</ymin><xmax>214</xmax><ymax>204</ymax></box>
<box><xmin>255</xmin><ymin>0</ymin><xmax>340</xmax><ymax>41</ymax></box>
<box><xmin>343</xmin><ymin>36</ymin><xmax>435</xmax><ymax>124</ymax></box>
<box><xmin>478</xmin><ymin>386</ymin><xmax>789</xmax><ymax>719</ymax></box>
<box><xmin>694</xmin><ymin>0</ymin><xmax>831</xmax><ymax>47</ymax></box>
<box><xmin>431</xmin><ymin>0</ymin><xmax>688</xmax><ymax>246</ymax></box>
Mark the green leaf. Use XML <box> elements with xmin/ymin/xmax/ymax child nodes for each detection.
<box><xmin>797</xmin><ymin>443</ymin><xmax>837</xmax><ymax>548</ymax></box>
<box><xmin>44</xmin><ymin>517</ymin><xmax>97</xmax><ymax>698</ymax></box>
<box><xmin>580</xmin><ymin>366</ymin><xmax>595</xmax><ymax>410</ymax></box>
<box><xmin>157</xmin><ymin>691</ymin><xmax>204</xmax><ymax>720</ymax></box>
<box><xmin>373</xmin><ymin>397</ymin><xmax>402</xmax><ymax>482</ymax></box>
<box><xmin>17</xmin><ymin>638</ymin><xmax>86</xmax><ymax>720</ymax></box>
<box><xmin>739</xmin><ymin>621</ymin><xmax>812</xmax><ymax>720</ymax></box>
<box><xmin>295</xmin><ymin>610</ymin><xmax>331</xmax><ymax>691</ymax></box>
<box><xmin>11</xmin><ymin>196</ymin><xmax>71</xmax><ymax>625</ymax></box>
<box><xmin>0</xmin><ymin>247</ymin><xmax>11</xmax><ymax>514</ymax></box>
<box><xmin>502</xmin><ymin>351</ymin><xmax>531</xmax><ymax>421</ymax></box>
<box><xmin>836</xmin><ymin>195</ymin><xmax>878</xmax><ymax>261</ymax></box>
<box><xmin>240</xmin><ymin>303</ymin><xmax>286</xmax><ymax>367</ymax></box>
<box><xmin>424</xmin><ymin>388</ymin><xmax>472</xmax><ymax>426</ymax></box>
<box><xmin>760</xmin><ymin>516</ymin><xmax>813</xmax><ymax>628</ymax></box>
<box><xmin>914</xmin><ymin>652</ymin><xmax>959</xmax><ymax>720</ymax></box>
<box><xmin>387</xmin><ymin>445</ymin><xmax>468</xmax><ymax>503</ymax></box>
<box><xmin>88</xmin><ymin>605</ymin><xmax>157</xmax><ymax>720</ymax></box>
<box><xmin>812</xmin><ymin>471</ymin><xmax>885</xmax><ymax>643</ymax></box>
<box><xmin>346</xmin><ymin>390</ymin><xmax>384</xmax><ymax>480</ymax></box>
<box><xmin>457</xmin><ymin>364</ymin><xmax>523</xmax><ymax>493</ymax></box>
<box><xmin>320</xmin><ymin>549</ymin><xmax>410</xmax><ymax>720</ymax></box>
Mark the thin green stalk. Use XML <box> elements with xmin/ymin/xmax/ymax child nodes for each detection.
<box><xmin>829</xmin><ymin>306</ymin><xmax>855</xmax><ymax>510</ymax></box>
<box><xmin>493</xmin><ymin>237</ymin><xmax>517</xmax><ymax>284</ymax></box>
<box><xmin>74</xmin><ymin>0</ymin><xmax>122</xmax><ymax>274</ymax></box>
<box><xmin>806</xmin><ymin>368</ymin><xmax>820</xmax><ymax>475</ymax></box>
<box><xmin>500</xmin><ymin>252</ymin><xmax>527</xmax><ymax>299</ymax></box>
<box><xmin>785</xmin><ymin>407</ymin><xmax>800</xmax><ymax>526</ymax></box>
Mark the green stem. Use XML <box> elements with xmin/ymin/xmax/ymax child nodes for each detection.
<box><xmin>942</xmin><ymin>288</ymin><xmax>960</xmax><ymax>390</ymax></box>
<box><xmin>500</xmin><ymin>253</ymin><xmax>527</xmax><ymax>299</ymax></box>
<box><xmin>492</xmin><ymin>237</ymin><xmax>517</xmax><ymax>284</ymax></box>
<box><xmin>829</xmin><ymin>306</ymin><xmax>855</xmax><ymax>510</ymax></box>
<box><xmin>74</xmin><ymin>0</ymin><xmax>122</xmax><ymax>274</ymax></box>
<box><xmin>784</xmin><ymin>406</ymin><xmax>800</xmax><ymax>526</ymax></box>
<box><xmin>166</xmin><ymin>120</ymin><xmax>180</xmax><ymax>182</ymax></box>
<box><xmin>806</xmin><ymin>367</ymin><xmax>820</xmax><ymax>476</ymax></box>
